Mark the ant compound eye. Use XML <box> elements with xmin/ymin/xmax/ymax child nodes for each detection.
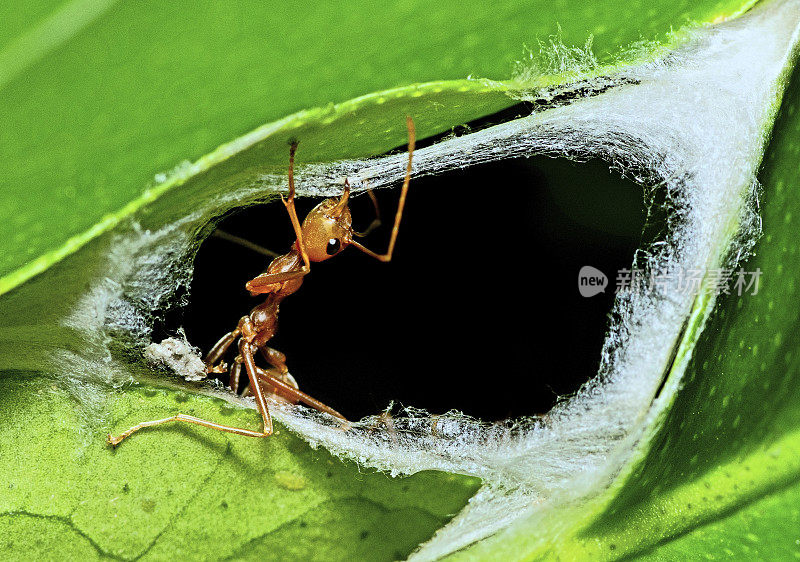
<box><xmin>326</xmin><ymin>238</ymin><xmax>341</xmax><ymax>255</ymax></box>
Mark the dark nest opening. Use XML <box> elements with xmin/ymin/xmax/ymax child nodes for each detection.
<box><xmin>179</xmin><ymin>156</ymin><xmax>645</xmax><ymax>422</ymax></box>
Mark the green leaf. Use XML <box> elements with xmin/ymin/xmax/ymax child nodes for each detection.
<box><xmin>636</xmin><ymin>478</ymin><xmax>800</xmax><ymax>559</ymax></box>
<box><xmin>0</xmin><ymin>375</ymin><xmax>479</xmax><ymax>560</ymax></box>
<box><xmin>590</xmin><ymin>39</ymin><xmax>800</xmax><ymax>559</ymax></box>
<box><xmin>2</xmin><ymin>0</ymin><xmax>788</xmax><ymax>560</ymax></box>
<box><xmin>432</xmin><ymin>1</ymin><xmax>800</xmax><ymax>559</ymax></box>
<box><xmin>0</xmin><ymin>0</ymin><xmax>756</xmax><ymax>295</ymax></box>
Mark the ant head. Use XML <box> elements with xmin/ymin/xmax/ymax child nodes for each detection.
<box><xmin>299</xmin><ymin>181</ymin><xmax>354</xmax><ymax>262</ymax></box>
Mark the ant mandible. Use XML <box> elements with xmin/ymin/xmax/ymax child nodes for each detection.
<box><xmin>107</xmin><ymin>117</ymin><xmax>415</xmax><ymax>446</ymax></box>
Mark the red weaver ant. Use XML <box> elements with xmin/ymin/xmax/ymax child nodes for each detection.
<box><xmin>107</xmin><ymin>117</ymin><xmax>415</xmax><ymax>446</ymax></box>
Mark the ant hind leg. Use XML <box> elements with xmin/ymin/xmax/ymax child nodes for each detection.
<box><xmin>106</xmin><ymin>342</ymin><xmax>274</xmax><ymax>447</ymax></box>
<box><xmin>255</xmin><ymin>367</ymin><xmax>347</xmax><ymax>422</ymax></box>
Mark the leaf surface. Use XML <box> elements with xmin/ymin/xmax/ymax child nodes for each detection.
<box><xmin>0</xmin><ymin>1</ymin><xmax>783</xmax><ymax>560</ymax></box>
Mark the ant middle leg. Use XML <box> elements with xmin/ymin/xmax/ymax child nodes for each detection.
<box><xmin>205</xmin><ymin>316</ymin><xmax>254</xmax><ymax>381</ymax></box>
<box><xmin>204</xmin><ymin>324</ymin><xmax>243</xmax><ymax>370</ymax></box>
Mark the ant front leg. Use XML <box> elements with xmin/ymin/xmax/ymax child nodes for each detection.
<box><xmin>281</xmin><ymin>140</ymin><xmax>311</xmax><ymax>271</ymax></box>
<box><xmin>245</xmin><ymin>141</ymin><xmax>318</xmax><ymax>296</ymax></box>
<box><xmin>350</xmin><ymin>116</ymin><xmax>415</xmax><ymax>263</ymax></box>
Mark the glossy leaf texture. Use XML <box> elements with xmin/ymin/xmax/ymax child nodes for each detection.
<box><xmin>0</xmin><ymin>0</ymin><xmax>756</xmax><ymax>294</ymax></box>
<box><xmin>0</xmin><ymin>0</ymin><xmax>776</xmax><ymax>561</ymax></box>
<box><xmin>444</xmin><ymin>2</ymin><xmax>800</xmax><ymax>558</ymax></box>
<box><xmin>598</xmin><ymin>52</ymin><xmax>800</xmax><ymax>560</ymax></box>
